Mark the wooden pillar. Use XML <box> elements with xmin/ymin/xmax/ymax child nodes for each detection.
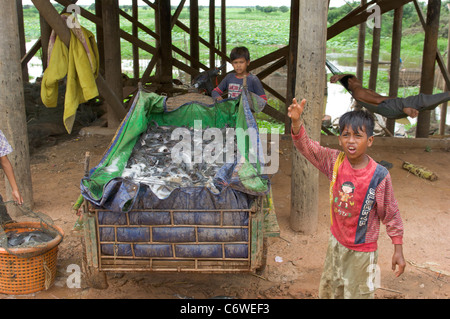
<box><xmin>387</xmin><ymin>6</ymin><xmax>403</xmax><ymax>133</ymax></box>
<box><xmin>416</xmin><ymin>0</ymin><xmax>441</xmax><ymax>138</ymax></box>
<box><xmin>159</xmin><ymin>0</ymin><xmax>173</xmax><ymax>86</ymax></box>
<box><xmin>16</xmin><ymin>0</ymin><xmax>29</xmax><ymax>82</ymax></box>
<box><xmin>209</xmin><ymin>0</ymin><xmax>215</xmax><ymax>68</ymax></box>
<box><xmin>356</xmin><ymin>0</ymin><xmax>367</xmax><ymax>81</ymax></box>
<box><xmin>132</xmin><ymin>0</ymin><xmax>140</xmax><ymax>79</ymax></box>
<box><xmin>221</xmin><ymin>0</ymin><xmax>226</xmax><ymax>69</ymax></box>
<box><xmin>95</xmin><ymin>0</ymin><xmax>105</xmax><ymax>76</ymax></box>
<box><xmin>190</xmin><ymin>0</ymin><xmax>199</xmax><ymax>77</ymax></box>
<box><xmin>285</xmin><ymin>0</ymin><xmax>299</xmax><ymax>133</ymax></box>
<box><xmin>290</xmin><ymin>0</ymin><xmax>328</xmax><ymax>234</ymax></box>
<box><xmin>102</xmin><ymin>0</ymin><xmax>123</xmax><ymax>128</ymax></box>
<box><xmin>440</xmin><ymin>3</ymin><xmax>450</xmax><ymax>135</ymax></box>
<box><xmin>368</xmin><ymin>16</ymin><xmax>381</xmax><ymax>91</ymax></box>
<box><xmin>0</xmin><ymin>0</ymin><xmax>33</xmax><ymax>211</ymax></box>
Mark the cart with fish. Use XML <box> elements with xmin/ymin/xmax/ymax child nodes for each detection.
<box><xmin>75</xmin><ymin>83</ymin><xmax>279</xmax><ymax>287</ymax></box>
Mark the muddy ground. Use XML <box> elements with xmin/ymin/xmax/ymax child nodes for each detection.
<box><xmin>1</xmin><ymin>83</ymin><xmax>449</xmax><ymax>300</ymax></box>
<box><xmin>1</xmin><ymin>126</ymin><xmax>449</xmax><ymax>301</ymax></box>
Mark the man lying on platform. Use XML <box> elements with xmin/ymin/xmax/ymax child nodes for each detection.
<box><xmin>330</xmin><ymin>73</ymin><xmax>450</xmax><ymax>119</ymax></box>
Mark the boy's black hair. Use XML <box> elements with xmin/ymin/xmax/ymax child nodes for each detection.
<box><xmin>339</xmin><ymin>109</ymin><xmax>375</xmax><ymax>137</ymax></box>
<box><xmin>230</xmin><ymin>47</ymin><xmax>250</xmax><ymax>62</ymax></box>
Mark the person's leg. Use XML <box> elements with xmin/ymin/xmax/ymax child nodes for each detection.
<box><xmin>401</xmin><ymin>92</ymin><xmax>450</xmax><ymax>112</ymax></box>
<box><xmin>319</xmin><ymin>235</ymin><xmax>345</xmax><ymax>299</ymax></box>
<box><xmin>0</xmin><ymin>194</ymin><xmax>13</xmax><ymax>225</ymax></box>
<box><xmin>341</xmin><ymin>246</ymin><xmax>379</xmax><ymax>299</ymax></box>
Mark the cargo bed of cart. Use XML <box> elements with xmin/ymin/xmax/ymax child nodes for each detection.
<box><xmin>77</xmin><ymin>88</ymin><xmax>279</xmax><ymax>285</ymax></box>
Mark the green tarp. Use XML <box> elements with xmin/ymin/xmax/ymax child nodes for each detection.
<box><xmin>80</xmin><ymin>89</ymin><xmax>269</xmax><ymax>206</ymax></box>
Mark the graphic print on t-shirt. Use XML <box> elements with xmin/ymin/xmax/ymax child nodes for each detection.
<box><xmin>228</xmin><ymin>83</ymin><xmax>242</xmax><ymax>98</ymax></box>
<box><xmin>334</xmin><ymin>181</ymin><xmax>355</xmax><ymax>217</ymax></box>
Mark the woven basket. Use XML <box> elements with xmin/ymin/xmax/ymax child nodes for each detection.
<box><xmin>0</xmin><ymin>222</ymin><xmax>64</xmax><ymax>295</ymax></box>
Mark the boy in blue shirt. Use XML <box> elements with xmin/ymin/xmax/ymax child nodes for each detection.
<box><xmin>212</xmin><ymin>47</ymin><xmax>267</xmax><ymax>102</ymax></box>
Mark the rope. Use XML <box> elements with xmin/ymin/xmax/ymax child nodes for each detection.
<box><xmin>43</xmin><ymin>260</ymin><xmax>53</xmax><ymax>290</ymax></box>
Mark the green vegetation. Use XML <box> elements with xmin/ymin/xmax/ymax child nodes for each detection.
<box><xmin>22</xmin><ymin>2</ymin><xmax>450</xmax><ymax>134</ymax></box>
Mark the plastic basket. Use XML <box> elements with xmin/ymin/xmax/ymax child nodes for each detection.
<box><xmin>0</xmin><ymin>222</ymin><xmax>64</xmax><ymax>295</ymax></box>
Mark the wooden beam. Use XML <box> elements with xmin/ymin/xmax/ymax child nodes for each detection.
<box><xmin>356</xmin><ymin>0</ymin><xmax>367</xmax><ymax>81</ymax></box>
<box><xmin>17</xmin><ymin>0</ymin><xmax>29</xmax><ymax>82</ymax></box>
<box><xmin>327</xmin><ymin>0</ymin><xmax>414</xmax><ymax>40</ymax></box>
<box><xmin>368</xmin><ymin>16</ymin><xmax>381</xmax><ymax>91</ymax></box>
<box><xmin>190</xmin><ymin>0</ymin><xmax>199</xmax><ymax>76</ymax></box>
<box><xmin>158</xmin><ymin>0</ymin><xmax>173</xmax><ymax>85</ymax></box>
<box><xmin>441</xmin><ymin>3</ymin><xmax>450</xmax><ymax>135</ymax></box>
<box><xmin>286</xmin><ymin>0</ymin><xmax>299</xmax><ymax>133</ymax></box>
<box><xmin>102</xmin><ymin>0</ymin><xmax>123</xmax><ymax>128</ymax></box>
<box><xmin>387</xmin><ymin>6</ymin><xmax>403</xmax><ymax>133</ymax></box>
<box><xmin>221</xmin><ymin>0</ymin><xmax>227</xmax><ymax>67</ymax></box>
<box><xmin>261</xmin><ymin>104</ymin><xmax>286</xmax><ymax>123</ymax></box>
<box><xmin>413</xmin><ymin>0</ymin><xmax>450</xmax><ymax>91</ymax></box>
<box><xmin>209</xmin><ymin>0</ymin><xmax>215</xmax><ymax>68</ymax></box>
<box><xmin>132</xmin><ymin>0</ymin><xmax>139</xmax><ymax>78</ymax></box>
<box><xmin>416</xmin><ymin>0</ymin><xmax>441</xmax><ymax>138</ymax></box>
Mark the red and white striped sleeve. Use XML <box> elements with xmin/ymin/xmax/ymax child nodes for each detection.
<box><xmin>291</xmin><ymin>125</ymin><xmax>341</xmax><ymax>181</ymax></box>
<box><xmin>375</xmin><ymin>174</ymin><xmax>404</xmax><ymax>245</ymax></box>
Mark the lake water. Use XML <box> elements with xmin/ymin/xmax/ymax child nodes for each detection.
<box><xmin>26</xmin><ymin>41</ymin><xmax>448</xmax><ymax>133</ymax></box>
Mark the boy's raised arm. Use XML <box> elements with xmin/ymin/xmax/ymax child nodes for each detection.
<box><xmin>288</xmin><ymin>98</ymin><xmax>306</xmax><ymax>135</ymax></box>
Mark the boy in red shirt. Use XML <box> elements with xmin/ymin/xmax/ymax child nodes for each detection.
<box><xmin>288</xmin><ymin>98</ymin><xmax>406</xmax><ymax>299</ymax></box>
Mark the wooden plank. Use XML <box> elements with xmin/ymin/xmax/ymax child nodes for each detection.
<box><xmin>327</xmin><ymin>0</ymin><xmax>414</xmax><ymax>40</ymax></box>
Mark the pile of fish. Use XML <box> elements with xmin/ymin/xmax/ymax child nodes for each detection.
<box><xmin>6</xmin><ymin>230</ymin><xmax>55</xmax><ymax>248</ymax></box>
<box><xmin>122</xmin><ymin>123</ymin><xmax>237</xmax><ymax>198</ymax></box>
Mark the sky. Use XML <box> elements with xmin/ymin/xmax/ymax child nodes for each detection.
<box><xmin>23</xmin><ymin>0</ymin><xmax>349</xmax><ymax>8</ymax></box>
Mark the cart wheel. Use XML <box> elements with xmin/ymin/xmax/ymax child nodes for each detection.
<box><xmin>81</xmin><ymin>236</ymin><xmax>108</xmax><ymax>289</ymax></box>
<box><xmin>256</xmin><ymin>237</ymin><xmax>268</xmax><ymax>276</ymax></box>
